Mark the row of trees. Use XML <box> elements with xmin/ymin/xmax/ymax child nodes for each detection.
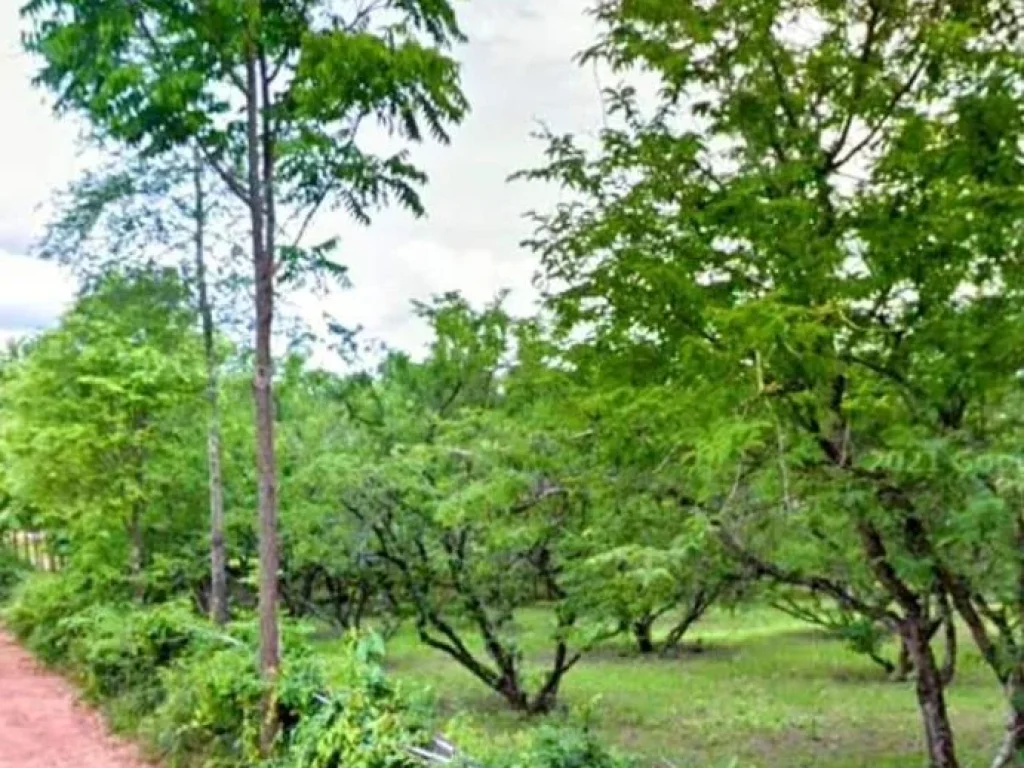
<box><xmin>18</xmin><ymin>0</ymin><xmax>470</xmax><ymax>749</ymax></box>
<box><xmin>0</xmin><ymin>280</ymin><xmax>740</xmax><ymax>713</ymax></box>
<box><xmin>3</xmin><ymin>0</ymin><xmax>1022</xmax><ymax>767</ymax></box>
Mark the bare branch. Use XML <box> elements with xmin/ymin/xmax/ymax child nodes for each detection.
<box><xmin>825</xmin><ymin>0</ymin><xmax>883</xmax><ymax>165</ymax></box>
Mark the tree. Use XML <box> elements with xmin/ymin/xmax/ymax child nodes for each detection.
<box><xmin>22</xmin><ymin>0</ymin><xmax>469</xmax><ymax>746</ymax></box>
<box><xmin>562</xmin><ymin>384</ymin><xmax>744</xmax><ymax>656</ymax></box>
<box><xmin>0</xmin><ymin>269</ymin><xmax>206</xmax><ymax>596</ymax></box>
<box><xmin>771</xmin><ymin>584</ymin><xmax>957</xmax><ymax>684</ymax></box>
<box><xmin>40</xmin><ymin>148</ymin><xmax>243</xmax><ymax>624</ymax></box>
<box><xmin>316</xmin><ymin>297</ymin><xmax>613</xmax><ymax>713</ymax></box>
<box><xmin>274</xmin><ymin>357</ymin><xmax>386</xmax><ymax>632</ymax></box>
<box><xmin>519</xmin><ymin>1</ymin><xmax>1024</xmax><ymax>766</ymax></box>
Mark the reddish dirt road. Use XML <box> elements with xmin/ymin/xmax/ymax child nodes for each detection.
<box><xmin>0</xmin><ymin>631</ymin><xmax>148</xmax><ymax>768</ymax></box>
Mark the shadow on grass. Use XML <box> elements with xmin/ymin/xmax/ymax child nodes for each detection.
<box><xmin>581</xmin><ymin>639</ymin><xmax>739</xmax><ymax>663</ymax></box>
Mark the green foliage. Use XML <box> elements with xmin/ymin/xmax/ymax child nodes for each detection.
<box><xmin>275</xmin><ymin>634</ymin><xmax>428</xmax><ymax>768</ymax></box>
<box><xmin>21</xmin><ymin>0</ymin><xmax>469</xmax><ymax>254</ymax></box>
<box><xmin>493</xmin><ymin>726</ymin><xmax>635</xmax><ymax>768</ymax></box>
<box><xmin>0</xmin><ymin>548</ymin><xmax>29</xmax><ymax>602</ymax></box>
<box><xmin>142</xmin><ymin>641</ymin><xmax>271</xmax><ymax>767</ymax></box>
<box><xmin>0</xmin><ymin>269</ymin><xmax>207</xmax><ymax>589</ymax></box>
<box><xmin>443</xmin><ymin>711</ymin><xmax>633</xmax><ymax>768</ymax></box>
<box><xmin>65</xmin><ymin>600</ymin><xmax>200</xmax><ymax>704</ymax></box>
<box><xmin>0</xmin><ymin>561</ymin><xmax>464</xmax><ymax>768</ymax></box>
<box><xmin>516</xmin><ymin>0</ymin><xmax>1024</xmax><ymax>762</ymax></box>
<box><xmin>327</xmin><ymin>298</ymin><xmax>618</xmax><ymax>713</ymax></box>
<box><xmin>3</xmin><ymin>571</ymin><xmax>111</xmax><ymax>664</ymax></box>
<box><xmin>10</xmin><ymin>6</ymin><xmax>1021</xmax><ymax>768</ymax></box>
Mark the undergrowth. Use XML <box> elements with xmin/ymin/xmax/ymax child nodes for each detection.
<box><xmin>1</xmin><ymin>568</ymin><xmax>629</xmax><ymax>768</ymax></box>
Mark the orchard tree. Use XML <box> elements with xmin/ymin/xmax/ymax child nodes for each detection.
<box><xmin>325</xmin><ymin>296</ymin><xmax>615</xmax><ymax>713</ymax></box>
<box><xmin>273</xmin><ymin>357</ymin><xmax>385</xmax><ymax>631</ymax></box>
<box><xmin>21</xmin><ymin>0</ymin><xmax>469</xmax><ymax>745</ymax></box>
<box><xmin>352</xmin><ymin>414</ymin><xmax>603</xmax><ymax>714</ymax></box>
<box><xmin>520</xmin><ymin>1</ymin><xmax>1024</xmax><ymax>766</ymax></box>
<box><xmin>563</xmin><ymin>384</ymin><xmax>745</xmax><ymax>656</ymax></box>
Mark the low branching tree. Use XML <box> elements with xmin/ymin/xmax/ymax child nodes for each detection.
<box><xmin>771</xmin><ymin>586</ymin><xmax>957</xmax><ymax>684</ymax></box>
<box><xmin>321</xmin><ymin>297</ymin><xmax>615</xmax><ymax>714</ymax></box>
<box><xmin>518</xmin><ymin>1</ymin><xmax>1024</xmax><ymax>765</ymax></box>
<box><xmin>345</xmin><ymin>413</ymin><xmax>601</xmax><ymax>714</ymax></box>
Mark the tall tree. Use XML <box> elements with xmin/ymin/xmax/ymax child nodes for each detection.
<box><xmin>40</xmin><ymin>148</ymin><xmax>240</xmax><ymax>623</ymax></box>
<box><xmin>21</xmin><ymin>0</ymin><xmax>469</xmax><ymax>747</ymax></box>
<box><xmin>519</xmin><ymin>1</ymin><xmax>1024</xmax><ymax>766</ymax></box>
<box><xmin>191</xmin><ymin>148</ymin><xmax>229</xmax><ymax>625</ymax></box>
<box><xmin>0</xmin><ymin>269</ymin><xmax>205</xmax><ymax>595</ymax></box>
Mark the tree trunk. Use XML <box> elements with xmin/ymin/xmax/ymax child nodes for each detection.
<box><xmin>633</xmin><ymin>617</ymin><xmax>656</xmax><ymax>654</ymax></box>
<box><xmin>662</xmin><ymin>591</ymin><xmax>716</xmax><ymax>656</ymax></box>
<box><xmin>892</xmin><ymin>636</ymin><xmax>913</xmax><ymax>682</ymax></box>
<box><xmin>991</xmin><ymin>686</ymin><xmax>1024</xmax><ymax>768</ymax></box>
<box><xmin>939</xmin><ymin>596</ymin><xmax>957</xmax><ymax>687</ymax></box>
<box><xmin>193</xmin><ymin>147</ymin><xmax>229</xmax><ymax>627</ymax></box>
<box><xmin>497</xmin><ymin>672</ymin><xmax>531</xmax><ymax>713</ymax></box>
<box><xmin>128</xmin><ymin>504</ymin><xmax>145</xmax><ymax>601</ymax></box>
<box><xmin>904</xmin><ymin>620</ymin><xmax>960</xmax><ymax>768</ymax></box>
<box><xmin>245</xmin><ymin>30</ymin><xmax>280</xmax><ymax>755</ymax></box>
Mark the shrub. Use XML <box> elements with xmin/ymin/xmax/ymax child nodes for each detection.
<box><xmin>141</xmin><ymin>630</ymin><xmax>327</xmax><ymax>768</ymax></box>
<box><xmin>65</xmin><ymin>601</ymin><xmax>200</xmax><ymax>712</ymax></box>
<box><xmin>2</xmin><ymin>571</ymin><xmax>97</xmax><ymax>663</ymax></box>
<box><xmin>519</xmin><ymin>727</ymin><xmax>634</xmax><ymax>768</ymax></box>
<box><xmin>141</xmin><ymin>642</ymin><xmax>266</xmax><ymax>767</ymax></box>
<box><xmin>276</xmin><ymin>633</ymin><xmax>430</xmax><ymax>768</ymax></box>
<box><xmin>0</xmin><ymin>548</ymin><xmax>28</xmax><ymax>602</ymax></box>
<box><xmin>4</xmin><ymin>570</ymin><xmax>626</xmax><ymax>768</ymax></box>
<box><xmin>483</xmin><ymin>727</ymin><xmax>635</xmax><ymax>768</ymax></box>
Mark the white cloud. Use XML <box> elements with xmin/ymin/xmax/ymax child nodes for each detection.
<box><xmin>0</xmin><ymin>0</ymin><xmax>605</xmax><ymax>358</ymax></box>
<box><xmin>0</xmin><ymin>252</ymin><xmax>75</xmax><ymax>337</ymax></box>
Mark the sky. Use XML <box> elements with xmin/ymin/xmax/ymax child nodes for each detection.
<box><xmin>0</xmin><ymin>1</ymin><xmax>609</xmax><ymax>357</ymax></box>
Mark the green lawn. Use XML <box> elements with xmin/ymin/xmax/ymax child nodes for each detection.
<box><xmin>318</xmin><ymin>606</ymin><xmax>1004</xmax><ymax>767</ymax></box>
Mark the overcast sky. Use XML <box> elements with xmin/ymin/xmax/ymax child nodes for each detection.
<box><xmin>0</xmin><ymin>1</ymin><xmax>608</xmax><ymax>357</ymax></box>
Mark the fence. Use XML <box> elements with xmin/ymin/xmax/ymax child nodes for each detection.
<box><xmin>2</xmin><ymin>530</ymin><xmax>64</xmax><ymax>572</ymax></box>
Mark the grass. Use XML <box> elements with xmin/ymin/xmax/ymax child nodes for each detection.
<box><xmin>318</xmin><ymin>606</ymin><xmax>1005</xmax><ymax>767</ymax></box>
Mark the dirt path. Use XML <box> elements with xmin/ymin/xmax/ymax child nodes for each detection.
<box><xmin>0</xmin><ymin>631</ymin><xmax>148</xmax><ymax>768</ymax></box>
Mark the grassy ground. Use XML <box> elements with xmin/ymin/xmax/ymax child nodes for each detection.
<box><xmin>318</xmin><ymin>606</ymin><xmax>1004</xmax><ymax>768</ymax></box>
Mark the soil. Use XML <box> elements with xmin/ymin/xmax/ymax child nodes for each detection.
<box><xmin>0</xmin><ymin>631</ymin><xmax>148</xmax><ymax>768</ymax></box>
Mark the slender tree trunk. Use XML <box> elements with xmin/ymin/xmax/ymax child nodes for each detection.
<box><xmin>128</xmin><ymin>504</ymin><xmax>145</xmax><ymax>601</ymax></box>
<box><xmin>245</xmin><ymin>27</ymin><xmax>280</xmax><ymax>754</ymax></box>
<box><xmin>193</xmin><ymin>147</ymin><xmax>229</xmax><ymax>626</ymax></box>
<box><xmin>939</xmin><ymin>594</ymin><xmax>957</xmax><ymax>687</ymax></box>
<box><xmin>903</xmin><ymin>620</ymin><xmax>960</xmax><ymax>768</ymax></box>
<box><xmin>991</xmin><ymin>674</ymin><xmax>1024</xmax><ymax>768</ymax></box>
<box><xmin>662</xmin><ymin>591</ymin><xmax>716</xmax><ymax>656</ymax></box>
<box><xmin>891</xmin><ymin>637</ymin><xmax>913</xmax><ymax>682</ymax></box>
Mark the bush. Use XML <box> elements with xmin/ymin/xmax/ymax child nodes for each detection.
<box><xmin>65</xmin><ymin>601</ymin><xmax>200</xmax><ymax>712</ymax></box>
<box><xmin>3</xmin><ymin>570</ymin><xmax>627</xmax><ymax>768</ymax></box>
<box><xmin>276</xmin><ymin>633</ymin><xmax>431</xmax><ymax>768</ymax></box>
<box><xmin>517</xmin><ymin>727</ymin><xmax>634</xmax><ymax>768</ymax></box>
<box><xmin>141</xmin><ymin>629</ymin><xmax>328</xmax><ymax>768</ymax></box>
<box><xmin>0</xmin><ymin>549</ymin><xmax>28</xmax><ymax>602</ymax></box>
<box><xmin>480</xmin><ymin>727</ymin><xmax>635</xmax><ymax>768</ymax></box>
<box><xmin>439</xmin><ymin>711</ymin><xmax>636</xmax><ymax>768</ymax></box>
<box><xmin>141</xmin><ymin>642</ymin><xmax>267</xmax><ymax>767</ymax></box>
<box><xmin>2</xmin><ymin>571</ymin><xmax>97</xmax><ymax>664</ymax></box>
